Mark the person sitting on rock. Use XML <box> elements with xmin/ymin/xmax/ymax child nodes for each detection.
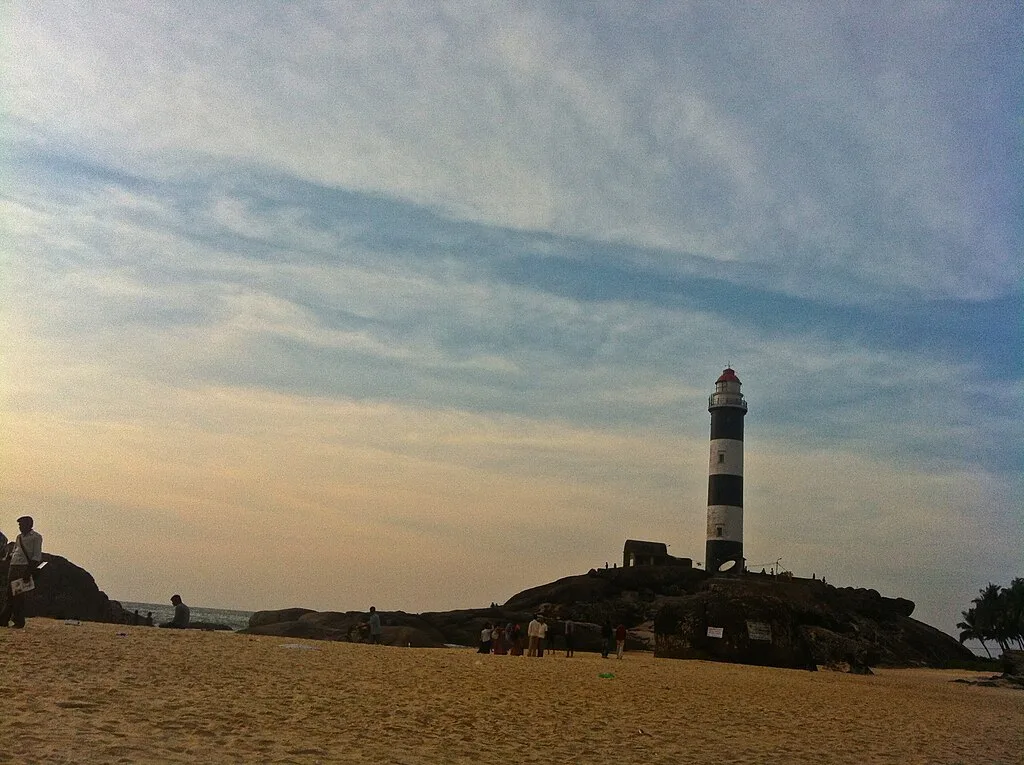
<box><xmin>159</xmin><ymin>594</ymin><xmax>190</xmax><ymax>628</ymax></box>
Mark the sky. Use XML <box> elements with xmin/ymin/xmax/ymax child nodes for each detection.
<box><xmin>1</xmin><ymin>3</ymin><xmax>1020</xmax><ymax>639</ymax></box>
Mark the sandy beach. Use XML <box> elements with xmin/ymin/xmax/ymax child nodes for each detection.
<box><xmin>0</xmin><ymin>619</ymin><xmax>1020</xmax><ymax>764</ymax></box>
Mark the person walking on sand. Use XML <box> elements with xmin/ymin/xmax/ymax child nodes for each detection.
<box><xmin>159</xmin><ymin>594</ymin><xmax>190</xmax><ymax>628</ymax></box>
<box><xmin>0</xmin><ymin>516</ymin><xmax>42</xmax><ymax>629</ymax></box>
<box><xmin>537</xmin><ymin>617</ymin><xmax>548</xmax><ymax>657</ymax></box>
<box><xmin>368</xmin><ymin>606</ymin><xmax>382</xmax><ymax>644</ymax></box>
<box><xmin>601</xmin><ymin>619</ymin><xmax>613</xmax><ymax>658</ymax></box>
<box><xmin>564</xmin><ymin>618</ymin><xmax>575</xmax><ymax>657</ymax></box>
<box><xmin>527</xmin><ymin>615</ymin><xmax>542</xmax><ymax>657</ymax></box>
<box><xmin>615</xmin><ymin>623</ymin><xmax>627</xmax><ymax>659</ymax></box>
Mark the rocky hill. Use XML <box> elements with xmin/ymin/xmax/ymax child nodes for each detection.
<box><xmin>243</xmin><ymin>565</ymin><xmax>975</xmax><ymax>670</ymax></box>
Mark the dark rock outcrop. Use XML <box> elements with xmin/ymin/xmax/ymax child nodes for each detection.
<box><xmin>654</xmin><ymin>589</ymin><xmax>819</xmax><ymax>670</ymax></box>
<box><xmin>652</xmin><ymin>574</ymin><xmax>973</xmax><ymax>669</ymax></box>
<box><xmin>505</xmin><ymin>566</ymin><xmax>971</xmax><ymax>669</ymax></box>
<box><xmin>19</xmin><ymin>554</ymin><xmax>125</xmax><ymax>623</ymax></box>
<box><xmin>954</xmin><ymin>650</ymin><xmax>1024</xmax><ymax>690</ymax></box>
<box><xmin>247</xmin><ymin>608</ymin><xmax>316</xmax><ymax>628</ymax></box>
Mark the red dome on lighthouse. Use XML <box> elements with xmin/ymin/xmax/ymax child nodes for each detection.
<box><xmin>716</xmin><ymin>367</ymin><xmax>740</xmax><ymax>384</ymax></box>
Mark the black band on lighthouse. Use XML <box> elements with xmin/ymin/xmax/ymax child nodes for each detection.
<box><xmin>705</xmin><ymin>540</ymin><xmax>743</xmax><ymax>572</ymax></box>
<box><xmin>707</xmin><ymin>474</ymin><xmax>743</xmax><ymax>508</ymax></box>
<box><xmin>710</xmin><ymin>411</ymin><xmax>744</xmax><ymax>441</ymax></box>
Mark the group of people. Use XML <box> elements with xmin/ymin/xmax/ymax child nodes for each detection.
<box><xmin>124</xmin><ymin>599</ymin><xmax>188</xmax><ymax>629</ymax></box>
<box><xmin>0</xmin><ymin>512</ymin><xmax>193</xmax><ymax>631</ymax></box>
<box><xmin>0</xmin><ymin>516</ymin><xmax>634</xmax><ymax>655</ymax></box>
<box><xmin>478</xmin><ymin>616</ymin><xmax>629</xmax><ymax>658</ymax></box>
<box><xmin>601</xmin><ymin>620</ymin><xmax>629</xmax><ymax>659</ymax></box>
<box><xmin>478</xmin><ymin>619</ymin><xmax>559</xmax><ymax>656</ymax></box>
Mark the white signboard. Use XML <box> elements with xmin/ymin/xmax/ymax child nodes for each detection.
<box><xmin>706</xmin><ymin>626</ymin><xmax>724</xmax><ymax>639</ymax></box>
<box><xmin>746</xmin><ymin>621</ymin><xmax>772</xmax><ymax>642</ymax></box>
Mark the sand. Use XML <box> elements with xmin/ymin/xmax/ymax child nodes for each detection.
<box><xmin>0</xmin><ymin>619</ymin><xmax>1020</xmax><ymax>764</ymax></box>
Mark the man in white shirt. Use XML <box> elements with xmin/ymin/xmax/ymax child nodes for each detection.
<box><xmin>527</xmin><ymin>616</ymin><xmax>542</xmax><ymax>657</ymax></box>
<box><xmin>1</xmin><ymin>516</ymin><xmax>43</xmax><ymax>629</ymax></box>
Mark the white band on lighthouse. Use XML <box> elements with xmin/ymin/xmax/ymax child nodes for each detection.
<box><xmin>708</xmin><ymin>439</ymin><xmax>743</xmax><ymax>476</ymax></box>
<box><xmin>707</xmin><ymin>505</ymin><xmax>743</xmax><ymax>542</ymax></box>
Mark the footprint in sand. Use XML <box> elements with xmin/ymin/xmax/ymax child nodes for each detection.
<box><xmin>54</xmin><ymin>700</ymin><xmax>100</xmax><ymax>710</ymax></box>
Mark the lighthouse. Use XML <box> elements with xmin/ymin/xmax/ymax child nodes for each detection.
<box><xmin>706</xmin><ymin>367</ymin><xmax>747</xmax><ymax>574</ymax></box>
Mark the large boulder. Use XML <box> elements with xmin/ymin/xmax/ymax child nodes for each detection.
<box><xmin>248</xmin><ymin>608</ymin><xmax>316</xmax><ymax>628</ymax></box>
<box><xmin>18</xmin><ymin>554</ymin><xmax>124</xmax><ymax>623</ymax></box>
<box><xmin>241</xmin><ymin>609</ymin><xmax>471</xmax><ymax>647</ymax></box>
<box><xmin>381</xmin><ymin>625</ymin><xmax>445</xmax><ymax>648</ymax></box>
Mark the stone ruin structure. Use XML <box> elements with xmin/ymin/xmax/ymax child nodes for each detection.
<box><xmin>622</xmin><ymin>539</ymin><xmax>692</xmax><ymax>568</ymax></box>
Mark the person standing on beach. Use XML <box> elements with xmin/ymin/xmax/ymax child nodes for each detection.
<box><xmin>564</xmin><ymin>619</ymin><xmax>575</xmax><ymax>658</ymax></box>
<box><xmin>601</xmin><ymin>619</ymin><xmax>613</xmax><ymax>658</ymax></box>
<box><xmin>537</xmin><ymin>617</ymin><xmax>548</xmax><ymax>657</ymax></box>
<box><xmin>527</xmin><ymin>615</ymin><xmax>542</xmax><ymax>657</ymax></box>
<box><xmin>615</xmin><ymin>623</ymin><xmax>627</xmax><ymax>659</ymax></box>
<box><xmin>0</xmin><ymin>516</ymin><xmax>42</xmax><ymax>629</ymax></box>
<box><xmin>479</xmin><ymin>622</ymin><xmax>493</xmax><ymax>653</ymax></box>
<box><xmin>159</xmin><ymin>594</ymin><xmax>190</xmax><ymax>628</ymax></box>
<box><xmin>0</xmin><ymin>529</ymin><xmax>9</xmax><ymax>606</ymax></box>
<box><xmin>512</xmin><ymin>622</ymin><xmax>524</xmax><ymax>656</ymax></box>
<box><xmin>368</xmin><ymin>606</ymin><xmax>382</xmax><ymax>644</ymax></box>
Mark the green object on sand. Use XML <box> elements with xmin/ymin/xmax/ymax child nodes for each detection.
<box><xmin>598</xmin><ymin>672</ymin><xmax>615</xmax><ymax>678</ymax></box>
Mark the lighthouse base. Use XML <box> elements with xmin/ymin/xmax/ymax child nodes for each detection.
<box><xmin>706</xmin><ymin>540</ymin><xmax>744</xmax><ymax>575</ymax></box>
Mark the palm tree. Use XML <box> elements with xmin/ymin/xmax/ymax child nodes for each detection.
<box><xmin>956</xmin><ymin>607</ymin><xmax>992</xmax><ymax>658</ymax></box>
<box><xmin>973</xmin><ymin>583</ymin><xmax>1006</xmax><ymax>651</ymax></box>
<box><xmin>1004</xmin><ymin>578</ymin><xmax>1024</xmax><ymax>650</ymax></box>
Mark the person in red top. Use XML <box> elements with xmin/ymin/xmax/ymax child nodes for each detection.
<box><xmin>615</xmin><ymin>623</ymin><xmax>627</xmax><ymax>659</ymax></box>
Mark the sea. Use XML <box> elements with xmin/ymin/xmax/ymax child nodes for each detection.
<box><xmin>119</xmin><ymin>601</ymin><xmax>253</xmax><ymax>631</ymax></box>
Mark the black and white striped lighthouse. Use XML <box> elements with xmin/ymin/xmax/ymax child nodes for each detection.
<box><xmin>706</xmin><ymin>367</ymin><xmax>747</xmax><ymax>574</ymax></box>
